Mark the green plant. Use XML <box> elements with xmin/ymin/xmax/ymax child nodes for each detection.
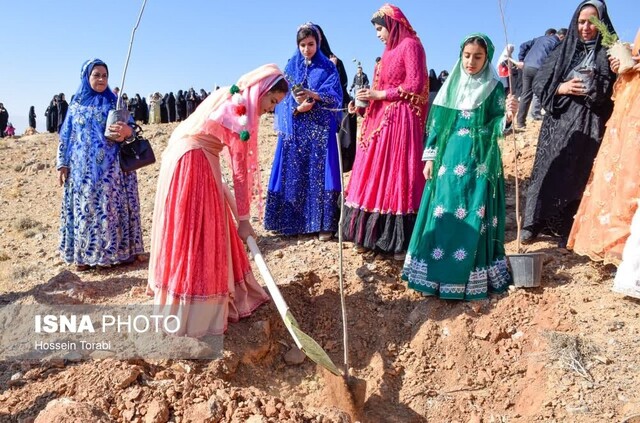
<box><xmin>589</xmin><ymin>16</ymin><xmax>618</xmax><ymax>48</ymax></box>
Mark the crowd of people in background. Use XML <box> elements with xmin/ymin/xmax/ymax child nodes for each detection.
<box><xmin>1</xmin><ymin>87</ymin><xmax>214</xmax><ymax>137</ymax></box>
<box><xmin>114</xmin><ymin>87</ymin><xmax>212</xmax><ymax>125</ymax></box>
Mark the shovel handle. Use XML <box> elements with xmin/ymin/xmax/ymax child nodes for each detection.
<box><xmin>246</xmin><ymin>236</ymin><xmax>290</xmax><ymax>320</ymax></box>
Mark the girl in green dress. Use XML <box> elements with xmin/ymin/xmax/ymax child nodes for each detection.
<box><xmin>402</xmin><ymin>34</ymin><xmax>518</xmax><ymax>300</ymax></box>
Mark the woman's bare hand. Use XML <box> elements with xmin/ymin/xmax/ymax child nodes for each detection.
<box><xmin>58</xmin><ymin>167</ymin><xmax>69</xmax><ymax>186</ymax></box>
<box><xmin>557</xmin><ymin>78</ymin><xmax>586</xmax><ymax>96</ymax></box>
<box><xmin>237</xmin><ymin>220</ymin><xmax>257</xmax><ymax>243</ymax></box>
<box><xmin>356</xmin><ymin>88</ymin><xmax>385</xmax><ymax>102</ymax></box>
<box><xmin>107</xmin><ymin>121</ymin><xmax>133</xmax><ymax>142</ymax></box>
<box><xmin>423</xmin><ymin>161</ymin><xmax>434</xmax><ymax>180</ymax></box>
<box><xmin>505</xmin><ymin>94</ymin><xmax>518</xmax><ymax>122</ymax></box>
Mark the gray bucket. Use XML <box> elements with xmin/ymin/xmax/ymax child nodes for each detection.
<box><xmin>508</xmin><ymin>253</ymin><xmax>545</xmax><ymax>288</ymax></box>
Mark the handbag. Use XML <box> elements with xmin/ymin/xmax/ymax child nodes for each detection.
<box><xmin>119</xmin><ymin>124</ymin><xmax>156</xmax><ymax>172</ymax></box>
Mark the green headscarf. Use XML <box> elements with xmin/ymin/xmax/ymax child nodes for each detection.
<box><xmin>427</xmin><ymin>33</ymin><xmax>506</xmax><ymax>194</ymax></box>
<box><xmin>432</xmin><ymin>33</ymin><xmax>499</xmax><ymax>110</ymax></box>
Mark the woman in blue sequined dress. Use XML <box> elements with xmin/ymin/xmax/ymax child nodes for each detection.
<box><xmin>264</xmin><ymin>23</ymin><xmax>343</xmax><ymax>239</ymax></box>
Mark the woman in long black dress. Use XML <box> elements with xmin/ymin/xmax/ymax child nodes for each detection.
<box><xmin>28</xmin><ymin>106</ymin><xmax>36</xmax><ymax>130</ymax></box>
<box><xmin>521</xmin><ymin>0</ymin><xmax>616</xmax><ymax>247</ymax></box>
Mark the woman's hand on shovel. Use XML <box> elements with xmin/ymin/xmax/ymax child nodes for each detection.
<box><xmin>238</xmin><ymin>220</ymin><xmax>257</xmax><ymax>243</ymax></box>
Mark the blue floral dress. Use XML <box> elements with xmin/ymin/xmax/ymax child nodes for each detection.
<box><xmin>57</xmin><ymin>102</ymin><xmax>144</xmax><ymax>266</ymax></box>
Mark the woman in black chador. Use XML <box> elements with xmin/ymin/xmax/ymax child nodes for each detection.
<box><xmin>141</xmin><ymin>96</ymin><xmax>149</xmax><ymax>124</ymax></box>
<box><xmin>175</xmin><ymin>90</ymin><xmax>186</xmax><ymax>121</ymax></box>
<box><xmin>167</xmin><ymin>92</ymin><xmax>176</xmax><ymax>122</ymax></box>
<box><xmin>57</xmin><ymin>93</ymin><xmax>69</xmax><ymax>133</ymax></box>
<box><xmin>28</xmin><ymin>106</ymin><xmax>36</xmax><ymax>129</ymax></box>
<box><xmin>199</xmin><ymin>88</ymin><xmax>208</xmax><ymax>103</ymax></box>
<box><xmin>521</xmin><ymin>0</ymin><xmax>616</xmax><ymax>247</ymax></box>
<box><xmin>160</xmin><ymin>94</ymin><xmax>168</xmax><ymax>123</ymax></box>
<box><xmin>46</xmin><ymin>96</ymin><xmax>59</xmax><ymax>133</ymax></box>
<box><xmin>133</xmin><ymin>94</ymin><xmax>146</xmax><ymax>122</ymax></box>
<box><xmin>0</xmin><ymin>103</ymin><xmax>8</xmax><ymax>137</ymax></box>
<box><xmin>185</xmin><ymin>88</ymin><xmax>198</xmax><ymax>118</ymax></box>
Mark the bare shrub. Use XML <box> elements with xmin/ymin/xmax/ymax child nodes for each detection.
<box><xmin>14</xmin><ymin>218</ymin><xmax>40</xmax><ymax>231</ymax></box>
<box><xmin>544</xmin><ymin>331</ymin><xmax>598</xmax><ymax>381</ymax></box>
<box><xmin>11</xmin><ymin>265</ymin><xmax>38</xmax><ymax>281</ymax></box>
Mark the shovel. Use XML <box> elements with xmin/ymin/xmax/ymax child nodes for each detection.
<box><xmin>221</xmin><ymin>184</ymin><xmax>340</xmax><ymax>376</ymax></box>
<box><xmin>246</xmin><ymin>236</ymin><xmax>341</xmax><ymax>376</ymax></box>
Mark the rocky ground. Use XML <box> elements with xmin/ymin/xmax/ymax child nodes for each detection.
<box><xmin>0</xmin><ymin>117</ymin><xmax>639</xmax><ymax>423</ymax></box>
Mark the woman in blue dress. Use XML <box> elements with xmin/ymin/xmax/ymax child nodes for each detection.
<box><xmin>264</xmin><ymin>23</ymin><xmax>343</xmax><ymax>239</ymax></box>
<box><xmin>57</xmin><ymin>58</ymin><xmax>144</xmax><ymax>270</ymax></box>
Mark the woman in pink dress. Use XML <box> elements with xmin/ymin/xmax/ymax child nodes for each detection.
<box><xmin>148</xmin><ymin>64</ymin><xmax>288</xmax><ymax>337</ymax></box>
<box><xmin>344</xmin><ymin>3</ymin><xmax>428</xmax><ymax>261</ymax></box>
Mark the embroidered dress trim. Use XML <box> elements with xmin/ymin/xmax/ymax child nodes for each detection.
<box><xmin>402</xmin><ymin>254</ymin><xmax>511</xmax><ymax>300</ymax></box>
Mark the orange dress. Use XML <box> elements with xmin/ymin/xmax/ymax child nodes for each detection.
<box><xmin>568</xmin><ymin>30</ymin><xmax>640</xmax><ymax>264</ymax></box>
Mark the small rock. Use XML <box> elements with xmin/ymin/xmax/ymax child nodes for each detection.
<box><xmin>63</xmin><ymin>351</ymin><xmax>83</xmax><ymax>362</ymax></box>
<box><xmin>284</xmin><ymin>346</ymin><xmax>306</xmax><ymax>365</ymax></box>
<box><xmin>122</xmin><ymin>408</ymin><xmax>136</xmax><ymax>421</ymax></box>
<box><xmin>566</xmin><ymin>405</ymin><xmax>589</xmax><ymax>414</ymax></box>
<box><xmin>264</xmin><ymin>403</ymin><xmax>278</xmax><ymax>417</ymax></box>
<box><xmin>473</xmin><ymin>330</ymin><xmax>490</xmax><ymax>340</ymax></box>
<box><xmin>593</xmin><ymin>355</ymin><xmax>612</xmax><ymax>365</ymax></box>
<box><xmin>145</xmin><ymin>399</ymin><xmax>169</xmax><ymax>423</ymax></box>
<box><xmin>91</xmin><ymin>350</ymin><xmax>116</xmax><ymax>360</ymax></box>
<box><xmin>8</xmin><ymin>372</ymin><xmax>25</xmax><ymax>387</ymax></box>
<box><xmin>34</xmin><ymin>398</ymin><xmax>111</xmax><ymax>423</ymax></box>
<box><xmin>42</xmin><ymin>357</ymin><xmax>65</xmax><ymax>369</ymax></box>
<box><xmin>114</xmin><ymin>367</ymin><xmax>141</xmax><ymax>389</ymax></box>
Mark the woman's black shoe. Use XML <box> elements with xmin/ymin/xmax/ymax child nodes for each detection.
<box><xmin>520</xmin><ymin>229</ymin><xmax>537</xmax><ymax>244</ymax></box>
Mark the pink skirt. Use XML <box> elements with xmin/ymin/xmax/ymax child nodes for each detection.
<box><xmin>346</xmin><ymin>102</ymin><xmax>425</xmax><ymax>214</ymax></box>
<box><xmin>151</xmin><ymin>149</ymin><xmax>269</xmax><ymax>336</ymax></box>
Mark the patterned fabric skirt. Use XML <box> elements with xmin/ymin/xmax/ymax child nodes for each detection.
<box><xmin>568</xmin><ymin>73</ymin><xmax>640</xmax><ymax>264</ymax></box>
<box><xmin>59</xmin><ymin>164</ymin><xmax>144</xmax><ymax>266</ymax></box>
<box><xmin>150</xmin><ymin>150</ymin><xmax>269</xmax><ymax>336</ymax></box>
<box><xmin>402</xmin><ymin>133</ymin><xmax>511</xmax><ymax>300</ymax></box>
<box><xmin>343</xmin><ymin>103</ymin><xmax>425</xmax><ymax>253</ymax></box>
<box><xmin>264</xmin><ymin>127</ymin><xmax>341</xmax><ymax>236</ymax></box>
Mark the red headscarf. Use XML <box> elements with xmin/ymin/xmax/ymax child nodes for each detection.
<box><xmin>374</xmin><ymin>3</ymin><xmax>418</xmax><ymax>50</ymax></box>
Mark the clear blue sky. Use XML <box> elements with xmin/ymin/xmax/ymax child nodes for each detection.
<box><xmin>1</xmin><ymin>0</ymin><xmax>637</xmax><ymax>133</ymax></box>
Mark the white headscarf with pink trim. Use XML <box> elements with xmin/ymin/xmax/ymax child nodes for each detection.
<box><xmin>167</xmin><ymin>63</ymin><xmax>285</xmax><ymax>215</ymax></box>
